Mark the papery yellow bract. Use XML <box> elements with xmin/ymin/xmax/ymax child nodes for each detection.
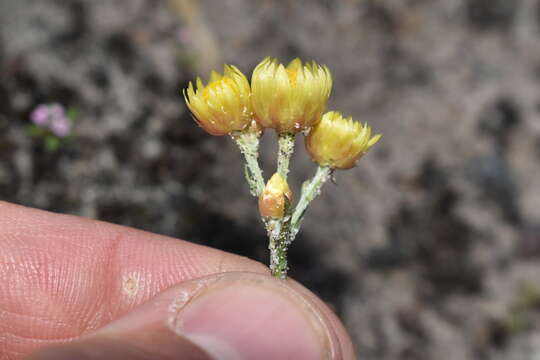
<box><xmin>184</xmin><ymin>65</ymin><xmax>253</xmax><ymax>136</ymax></box>
<box><xmin>259</xmin><ymin>173</ymin><xmax>293</xmax><ymax>219</ymax></box>
<box><xmin>306</xmin><ymin>111</ymin><xmax>381</xmax><ymax>169</ymax></box>
<box><xmin>251</xmin><ymin>57</ymin><xmax>332</xmax><ymax>134</ymax></box>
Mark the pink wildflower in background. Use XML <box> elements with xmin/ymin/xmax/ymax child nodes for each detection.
<box><xmin>29</xmin><ymin>103</ymin><xmax>72</xmax><ymax>137</ymax></box>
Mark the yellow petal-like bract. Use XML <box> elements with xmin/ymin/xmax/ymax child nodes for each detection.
<box><xmin>184</xmin><ymin>65</ymin><xmax>253</xmax><ymax>136</ymax></box>
<box><xmin>258</xmin><ymin>173</ymin><xmax>293</xmax><ymax>219</ymax></box>
<box><xmin>251</xmin><ymin>57</ymin><xmax>332</xmax><ymax>134</ymax></box>
<box><xmin>306</xmin><ymin>111</ymin><xmax>381</xmax><ymax>169</ymax></box>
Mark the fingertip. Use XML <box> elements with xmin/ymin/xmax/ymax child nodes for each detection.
<box><xmin>30</xmin><ymin>272</ymin><xmax>353</xmax><ymax>360</ymax></box>
<box><xmin>102</xmin><ymin>272</ymin><xmax>351</xmax><ymax>359</ymax></box>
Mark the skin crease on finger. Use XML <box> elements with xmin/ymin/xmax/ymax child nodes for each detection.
<box><xmin>0</xmin><ymin>201</ymin><xmax>355</xmax><ymax>359</ymax></box>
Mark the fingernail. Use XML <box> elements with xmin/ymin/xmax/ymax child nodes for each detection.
<box><xmin>169</xmin><ymin>273</ymin><xmax>339</xmax><ymax>360</ymax></box>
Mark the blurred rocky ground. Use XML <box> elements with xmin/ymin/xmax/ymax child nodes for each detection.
<box><xmin>1</xmin><ymin>0</ymin><xmax>540</xmax><ymax>359</ymax></box>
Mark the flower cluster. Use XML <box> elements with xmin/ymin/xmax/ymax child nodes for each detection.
<box><xmin>183</xmin><ymin>57</ymin><xmax>381</xmax><ymax>278</ymax></box>
<box><xmin>184</xmin><ymin>57</ymin><xmax>379</xmax><ymax>169</ymax></box>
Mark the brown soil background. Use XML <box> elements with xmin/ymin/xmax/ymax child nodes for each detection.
<box><xmin>1</xmin><ymin>0</ymin><xmax>540</xmax><ymax>358</ymax></box>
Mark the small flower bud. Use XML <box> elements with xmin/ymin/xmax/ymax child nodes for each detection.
<box><xmin>306</xmin><ymin>111</ymin><xmax>381</xmax><ymax>169</ymax></box>
<box><xmin>258</xmin><ymin>173</ymin><xmax>293</xmax><ymax>219</ymax></box>
<box><xmin>251</xmin><ymin>57</ymin><xmax>332</xmax><ymax>134</ymax></box>
<box><xmin>184</xmin><ymin>65</ymin><xmax>253</xmax><ymax>136</ymax></box>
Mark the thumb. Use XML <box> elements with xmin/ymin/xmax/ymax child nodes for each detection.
<box><xmin>28</xmin><ymin>272</ymin><xmax>350</xmax><ymax>360</ymax></box>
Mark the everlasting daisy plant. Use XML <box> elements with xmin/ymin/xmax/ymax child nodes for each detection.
<box><xmin>184</xmin><ymin>57</ymin><xmax>381</xmax><ymax>278</ymax></box>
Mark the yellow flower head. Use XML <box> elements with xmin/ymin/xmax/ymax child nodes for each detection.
<box><xmin>259</xmin><ymin>173</ymin><xmax>293</xmax><ymax>219</ymax></box>
<box><xmin>251</xmin><ymin>57</ymin><xmax>332</xmax><ymax>134</ymax></box>
<box><xmin>184</xmin><ymin>65</ymin><xmax>253</xmax><ymax>136</ymax></box>
<box><xmin>306</xmin><ymin>111</ymin><xmax>381</xmax><ymax>169</ymax></box>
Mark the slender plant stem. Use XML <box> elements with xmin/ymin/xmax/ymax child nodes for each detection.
<box><xmin>289</xmin><ymin>165</ymin><xmax>332</xmax><ymax>242</ymax></box>
<box><xmin>232</xmin><ymin>130</ymin><xmax>265</xmax><ymax>197</ymax></box>
<box><xmin>264</xmin><ymin>132</ymin><xmax>295</xmax><ymax>278</ymax></box>
<box><xmin>267</xmin><ymin>219</ymin><xmax>287</xmax><ymax>278</ymax></box>
<box><xmin>277</xmin><ymin>133</ymin><xmax>295</xmax><ymax>180</ymax></box>
<box><xmin>267</xmin><ymin>198</ymin><xmax>292</xmax><ymax>279</ymax></box>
